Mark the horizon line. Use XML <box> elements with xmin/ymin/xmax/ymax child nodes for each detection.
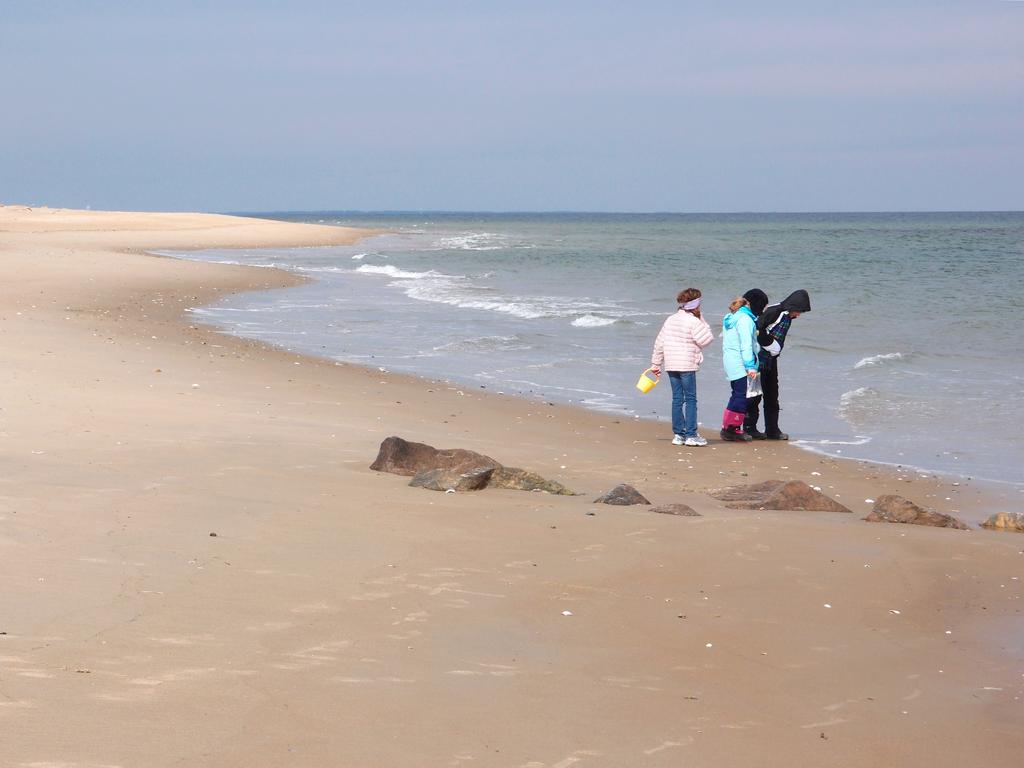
<box><xmin>230</xmin><ymin>208</ymin><xmax>1024</xmax><ymax>216</ymax></box>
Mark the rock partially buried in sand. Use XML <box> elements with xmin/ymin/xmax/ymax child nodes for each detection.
<box><xmin>712</xmin><ymin>480</ymin><xmax>850</xmax><ymax>513</ymax></box>
<box><xmin>594</xmin><ymin>484</ymin><xmax>651</xmax><ymax>506</ymax></box>
<box><xmin>488</xmin><ymin>467</ymin><xmax>576</xmax><ymax>496</ymax></box>
<box><xmin>650</xmin><ymin>503</ymin><xmax>701</xmax><ymax>517</ymax></box>
<box><xmin>409</xmin><ymin>467</ymin><xmax>495</xmax><ymax>492</ymax></box>
<box><xmin>372</xmin><ymin>437</ymin><xmax>574</xmax><ymax>495</ymax></box>
<box><xmin>864</xmin><ymin>495</ymin><xmax>969</xmax><ymax>530</ymax></box>
<box><xmin>370</xmin><ymin>436</ymin><xmax>500</xmax><ymax>477</ymax></box>
<box><xmin>980</xmin><ymin>512</ymin><xmax>1024</xmax><ymax>533</ymax></box>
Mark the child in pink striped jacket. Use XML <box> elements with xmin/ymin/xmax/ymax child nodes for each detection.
<box><xmin>650</xmin><ymin>287</ymin><xmax>715</xmax><ymax>446</ymax></box>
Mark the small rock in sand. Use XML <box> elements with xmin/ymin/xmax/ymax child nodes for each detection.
<box><xmin>864</xmin><ymin>495</ymin><xmax>969</xmax><ymax>530</ymax></box>
<box><xmin>980</xmin><ymin>512</ymin><xmax>1024</xmax><ymax>533</ymax></box>
<box><xmin>649</xmin><ymin>503</ymin><xmax>701</xmax><ymax>517</ymax></box>
<box><xmin>712</xmin><ymin>480</ymin><xmax>850</xmax><ymax>513</ymax></box>
<box><xmin>488</xmin><ymin>466</ymin><xmax>576</xmax><ymax>495</ymax></box>
<box><xmin>593</xmin><ymin>484</ymin><xmax>651</xmax><ymax>506</ymax></box>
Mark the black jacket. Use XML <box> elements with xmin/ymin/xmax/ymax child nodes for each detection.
<box><xmin>756</xmin><ymin>290</ymin><xmax>811</xmax><ymax>353</ymax></box>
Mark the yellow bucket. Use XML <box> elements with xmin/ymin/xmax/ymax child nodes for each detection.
<box><xmin>635</xmin><ymin>368</ymin><xmax>659</xmax><ymax>394</ymax></box>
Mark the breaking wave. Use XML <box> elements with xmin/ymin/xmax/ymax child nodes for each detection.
<box><xmin>572</xmin><ymin>314</ymin><xmax>618</xmax><ymax>328</ymax></box>
<box><xmin>356</xmin><ymin>264</ymin><xmax>446</xmax><ymax>280</ymax></box>
<box><xmin>854</xmin><ymin>352</ymin><xmax>906</xmax><ymax>369</ymax></box>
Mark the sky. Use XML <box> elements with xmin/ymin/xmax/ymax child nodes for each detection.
<box><xmin>2</xmin><ymin>1</ymin><xmax>1022</xmax><ymax>212</ymax></box>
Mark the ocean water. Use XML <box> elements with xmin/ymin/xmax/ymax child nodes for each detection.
<box><xmin>166</xmin><ymin>212</ymin><xmax>1024</xmax><ymax>486</ymax></box>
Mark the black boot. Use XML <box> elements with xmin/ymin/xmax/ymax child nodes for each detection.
<box><xmin>720</xmin><ymin>426</ymin><xmax>752</xmax><ymax>443</ymax></box>
<box><xmin>745</xmin><ymin>395</ymin><xmax>762</xmax><ymax>437</ymax></box>
<box><xmin>745</xmin><ymin>426</ymin><xmax>767</xmax><ymax>440</ymax></box>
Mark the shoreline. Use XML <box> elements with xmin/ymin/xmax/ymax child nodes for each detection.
<box><xmin>162</xmin><ymin>238</ymin><xmax>1019</xmax><ymax>516</ymax></box>
<box><xmin>2</xmin><ymin>206</ymin><xmax>1022</xmax><ymax>767</ymax></box>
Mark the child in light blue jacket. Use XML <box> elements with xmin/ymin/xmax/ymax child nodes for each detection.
<box><xmin>721</xmin><ymin>297</ymin><xmax>760</xmax><ymax>442</ymax></box>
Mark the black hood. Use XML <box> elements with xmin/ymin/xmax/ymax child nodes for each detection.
<box><xmin>742</xmin><ymin>289</ymin><xmax>769</xmax><ymax>317</ymax></box>
<box><xmin>780</xmin><ymin>289</ymin><xmax>811</xmax><ymax>313</ymax></box>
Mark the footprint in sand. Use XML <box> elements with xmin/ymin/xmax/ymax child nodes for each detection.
<box><xmin>601</xmin><ymin>675</ymin><xmax>663</xmax><ymax>692</ymax></box>
<box><xmin>643</xmin><ymin>738</ymin><xmax>691</xmax><ymax>755</ymax></box>
<box><xmin>271</xmin><ymin>640</ymin><xmax>351</xmax><ymax>671</ymax></box>
<box><xmin>127</xmin><ymin>667</ymin><xmax>218</xmax><ymax>686</ymax></box>
<box><xmin>0</xmin><ymin>700</ymin><xmax>37</xmax><ymax>709</ymax></box>
<box><xmin>147</xmin><ymin>634</ymin><xmax>221</xmax><ymax>647</ymax></box>
<box><xmin>244</xmin><ymin>621</ymin><xmax>294</xmax><ymax>633</ymax></box>
<box><xmin>504</xmin><ymin>560</ymin><xmax>537</xmax><ymax>569</ymax></box>
<box><xmin>19</xmin><ymin>763</ymin><xmax>125</xmax><ymax>768</ymax></box>
<box><xmin>15</xmin><ymin>669</ymin><xmax>55</xmax><ymax>679</ymax></box>
<box><xmin>446</xmin><ymin>663</ymin><xmax>520</xmax><ymax>678</ymax></box>
<box><xmin>390</xmin><ymin>610</ymin><xmax>429</xmax><ymax>627</ymax></box>
<box><xmin>290</xmin><ymin>601</ymin><xmax>335</xmax><ymax>614</ymax></box>
<box><xmin>332</xmin><ymin>675</ymin><xmax>415</xmax><ymax>684</ymax></box>
<box><xmin>349</xmin><ymin>590</ymin><xmax>395</xmax><ymax>602</ymax></box>
<box><xmin>800</xmin><ymin>717</ymin><xmax>851</xmax><ymax>729</ymax></box>
<box><xmin>570</xmin><ymin>543</ymin><xmax>607</xmax><ymax>562</ymax></box>
<box><xmin>386</xmin><ymin>629</ymin><xmax>422</xmax><ymax>641</ymax></box>
<box><xmin>518</xmin><ymin>751</ymin><xmax>603</xmax><ymax>768</ymax></box>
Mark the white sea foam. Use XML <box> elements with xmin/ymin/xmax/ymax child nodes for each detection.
<box><xmin>854</xmin><ymin>352</ymin><xmax>906</xmax><ymax>369</ymax></box>
<box><xmin>202</xmin><ymin>259</ymin><xmax>280</xmax><ymax>268</ymax></box>
<box><xmin>792</xmin><ymin>437</ymin><xmax>873</xmax><ymax>447</ymax></box>
<box><xmin>837</xmin><ymin>386</ymin><xmax>914</xmax><ymax>427</ymax></box>
<box><xmin>188</xmin><ymin>306</ymin><xmax>279</xmax><ymax>314</ymax></box>
<box><xmin>838</xmin><ymin>387</ymin><xmax>878</xmax><ymax>423</ymax></box>
<box><xmin>433</xmin><ymin>232</ymin><xmax>506</xmax><ymax>251</ymax></box>
<box><xmin>400</xmin><ymin>278</ymin><xmax>629</xmax><ymax>323</ymax></box>
<box><xmin>353</xmin><ymin>258</ymin><xmax>634</xmax><ymax>325</ymax></box>
<box><xmin>356</xmin><ymin>264</ymin><xmax>446</xmax><ymax>280</ymax></box>
<box><xmin>572</xmin><ymin>314</ymin><xmax>617</xmax><ymax>328</ymax></box>
<box><xmin>839</xmin><ymin>386</ymin><xmax>874</xmax><ymax>408</ymax></box>
<box><xmin>351</xmin><ymin>253</ymin><xmax>368</xmax><ymax>260</ymax></box>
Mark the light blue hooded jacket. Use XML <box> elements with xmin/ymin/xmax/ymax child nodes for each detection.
<box><xmin>721</xmin><ymin>305</ymin><xmax>759</xmax><ymax>381</ymax></box>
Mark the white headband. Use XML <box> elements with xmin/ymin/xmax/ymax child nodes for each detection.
<box><xmin>682</xmin><ymin>298</ymin><xmax>701</xmax><ymax>310</ymax></box>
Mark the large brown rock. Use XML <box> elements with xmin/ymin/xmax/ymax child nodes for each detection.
<box><xmin>370</xmin><ymin>436</ymin><xmax>500</xmax><ymax>477</ymax></box>
<box><xmin>372</xmin><ymin>437</ymin><xmax>575</xmax><ymax>496</ymax></box>
<box><xmin>488</xmin><ymin>467</ymin><xmax>576</xmax><ymax>495</ymax></box>
<box><xmin>712</xmin><ymin>480</ymin><xmax>851</xmax><ymax>513</ymax></box>
<box><xmin>594</xmin><ymin>484</ymin><xmax>651</xmax><ymax>506</ymax></box>
<box><xmin>650</xmin><ymin>503</ymin><xmax>701</xmax><ymax>517</ymax></box>
<box><xmin>980</xmin><ymin>512</ymin><xmax>1024</xmax><ymax>532</ymax></box>
<box><xmin>408</xmin><ymin>467</ymin><xmax>495</xmax><ymax>492</ymax></box>
<box><xmin>864</xmin><ymin>495</ymin><xmax>969</xmax><ymax>530</ymax></box>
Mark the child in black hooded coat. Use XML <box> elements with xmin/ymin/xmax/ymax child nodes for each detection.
<box><xmin>741</xmin><ymin>289</ymin><xmax>769</xmax><ymax>437</ymax></box>
<box><xmin>745</xmin><ymin>289</ymin><xmax>811</xmax><ymax>440</ymax></box>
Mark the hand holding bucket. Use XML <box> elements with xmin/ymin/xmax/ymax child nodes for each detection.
<box><xmin>636</xmin><ymin>367</ymin><xmax>660</xmax><ymax>394</ymax></box>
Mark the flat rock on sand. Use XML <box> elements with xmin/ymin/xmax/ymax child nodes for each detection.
<box><xmin>865</xmin><ymin>495</ymin><xmax>970</xmax><ymax>530</ymax></box>
<box><xmin>408</xmin><ymin>467</ymin><xmax>495</xmax><ymax>492</ymax></box>
<box><xmin>370</xmin><ymin>436</ymin><xmax>500</xmax><ymax>476</ymax></box>
<box><xmin>488</xmin><ymin>466</ymin><xmax>576</xmax><ymax>495</ymax></box>
<box><xmin>712</xmin><ymin>480</ymin><xmax>851</xmax><ymax>513</ymax></box>
<box><xmin>981</xmin><ymin>512</ymin><xmax>1024</xmax><ymax>532</ymax></box>
<box><xmin>650</xmin><ymin>503</ymin><xmax>701</xmax><ymax>516</ymax></box>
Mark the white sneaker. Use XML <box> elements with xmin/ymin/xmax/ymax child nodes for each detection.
<box><xmin>671</xmin><ymin>435</ymin><xmax>684</xmax><ymax>446</ymax></box>
<box><xmin>684</xmin><ymin>435</ymin><xmax>708</xmax><ymax>447</ymax></box>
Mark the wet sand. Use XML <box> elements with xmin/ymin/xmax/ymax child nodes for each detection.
<box><xmin>1</xmin><ymin>206</ymin><xmax>1022</xmax><ymax>767</ymax></box>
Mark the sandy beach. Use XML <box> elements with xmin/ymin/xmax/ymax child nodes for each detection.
<box><xmin>1</xmin><ymin>206</ymin><xmax>1022</xmax><ymax>767</ymax></box>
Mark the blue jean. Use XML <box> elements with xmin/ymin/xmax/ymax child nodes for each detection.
<box><xmin>668</xmin><ymin>371</ymin><xmax>698</xmax><ymax>438</ymax></box>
